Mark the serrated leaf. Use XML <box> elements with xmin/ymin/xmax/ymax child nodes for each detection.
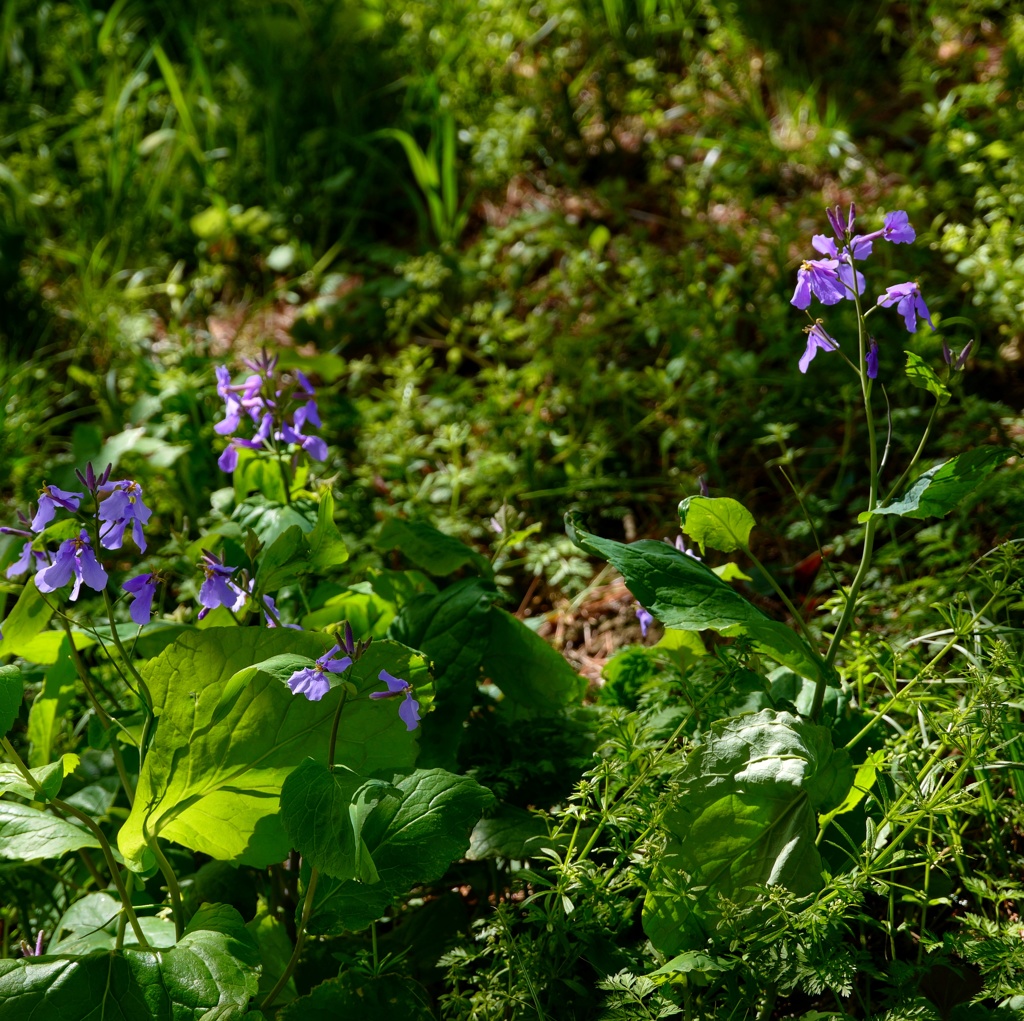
<box><xmin>904</xmin><ymin>350</ymin><xmax>951</xmax><ymax>406</ymax></box>
<box><xmin>567</xmin><ymin>515</ymin><xmax>826</xmax><ymax>683</ymax></box>
<box><xmin>678</xmin><ymin>496</ymin><xmax>756</xmax><ymax>555</ymax></box>
<box><xmin>859</xmin><ymin>447</ymin><xmax>1009</xmax><ymax>522</ymax></box>
<box><xmin>0</xmin><ymin>904</ymin><xmax>260</xmax><ymax>1019</ymax></box>
<box><xmin>280</xmin><ymin>759</ymin><xmax>399</xmax><ymax>882</ymax></box>
<box><xmin>117</xmin><ymin>630</ymin><xmax>428</xmax><ymax>870</ymax></box>
<box><xmin>306</xmin><ymin>769</ymin><xmax>493</xmax><ymax>934</ymax></box>
<box><xmin>643</xmin><ymin>710</ymin><xmax>852</xmax><ymax>955</ymax></box>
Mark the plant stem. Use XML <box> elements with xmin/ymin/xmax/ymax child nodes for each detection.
<box><xmin>147</xmin><ymin>835</ymin><xmax>185</xmax><ymax>940</ymax></box>
<box><xmin>327</xmin><ymin>685</ymin><xmax>350</xmax><ymax>768</ymax></box>
<box><xmin>260</xmin><ymin>867</ymin><xmax>318</xmax><ymax>1011</ymax></box>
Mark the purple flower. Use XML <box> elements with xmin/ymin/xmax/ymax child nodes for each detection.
<box><xmin>673</xmin><ymin>536</ymin><xmax>701</xmax><ymax>560</ymax></box>
<box><xmin>791</xmin><ymin>259</ymin><xmax>846</xmax><ymax>309</ymax></box>
<box><xmin>636</xmin><ymin>606</ymin><xmax>654</xmax><ymax>637</ymax></box>
<box><xmin>123</xmin><ymin>573</ymin><xmax>156</xmax><ymax>625</ymax></box>
<box><xmin>34</xmin><ymin>531</ymin><xmax>108</xmax><ymax>600</ymax></box>
<box><xmin>197</xmin><ymin>551</ymin><xmax>245</xmax><ymax>617</ymax></box>
<box><xmin>31</xmin><ymin>485</ymin><xmax>83</xmax><ymax>532</ymax></box>
<box><xmin>866</xmin><ymin>339</ymin><xmax>879</xmax><ymax>380</ymax></box>
<box><xmin>880</xmin><ymin>210</ymin><xmax>915</xmax><ymax>244</ymax></box>
<box><xmin>878</xmin><ymin>281</ymin><xmax>934</xmax><ymax>332</ymax></box>
<box><xmin>369</xmin><ymin>669</ymin><xmax>420</xmax><ymax>730</ymax></box>
<box><xmin>799</xmin><ymin>321</ymin><xmax>839</xmax><ymax>374</ymax></box>
<box><xmin>6</xmin><ymin>539</ymin><xmax>46</xmax><ymax>579</ymax></box>
<box><xmin>287</xmin><ymin>644</ymin><xmax>354</xmax><ymax>701</ymax></box>
<box><xmin>98</xmin><ymin>480</ymin><xmax>152</xmax><ymax>553</ymax></box>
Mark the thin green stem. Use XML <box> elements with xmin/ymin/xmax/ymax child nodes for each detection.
<box><xmin>260</xmin><ymin>868</ymin><xmax>318</xmax><ymax>1011</ymax></box>
<box><xmin>879</xmin><ymin>398</ymin><xmax>941</xmax><ymax>508</ymax></box>
<box><xmin>744</xmin><ymin>545</ymin><xmax>815</xmax><ymax>647</ymax></box>
<box><xmin>102</xmin><ymin>589</ymin><xmax>153</xmax><ymax>709</ymax></box>
<box><xmin>327</xmin><ymin>686</ymin><xmax>350</xmax><ymax>769</ymax></box>
<box><xmin>147</xmin><ymin>835</ymin><xmax>185</xmax><ymax>940</ymax></box>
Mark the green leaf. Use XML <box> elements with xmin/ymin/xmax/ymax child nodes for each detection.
<box><xmin>859</xmin><ymin>447</ymin><xmax>1009</xmax><ymax>522</ymax></box>
<box><xmin>0</xmin><ymin>904</ymin><xmax>260</xmax><ymax>1019</ymax></box>
<box><xmin>257</xmin><ymin>524</ymin><xmax>310</xmax><ymax>592</ymax></box>
<box><xmin>819</xmin><ymin>750</ymin><xmax>884</xmax><ymax>828</ymax></box>
<box><xmin>0</xmin><ymin>756</ymin><xmax>73</xmax><ymax>802</ymax></box>
<box><xmin>0</xmin><ymin>664</ymin><xmax>22</xmax><ymax>736</ymax></box>
<box><xmin>280</xmin><ymin>759</ymin><xmax>400</xmax><ymax>883</ymax></box>
<box><xmin>467</xmin><ymin>804</ymin><xmax>559</xmax><ymax>860</ymax></box>
<box><xmin>306</xmin><ymin>489</ymin><xmax>349</xmax><ymax>572</ymax></box>
<box><xmin>643</xmin><ymin>710</ymin><xmax>852</xmax><ymax>955</ymax></box>
<box><xmin>0</xmin><ymin>802</ymin><xmax>102</xmax><ymax>859</ymax></box>
<box><xmin>390</xmin><ymin>578</ymin><xmax>498</xmax><ymax>768</ymax></box>
<box><xmin>484</xmin><ymin>608</ymin><xmax>586</xmax><ymax>712</ymax></box>
<box><xmin>301</xmin><ymin>586</ymin><xmax>395</xmax><ymax>636</ymax></box>
<box><xmin>678</xmin><ymin>496</ymin><xmax>756</xmax><ymax>555</ymax></box>
<box><xmin>307</xmin><ymin>768</ymin><xmax>494</xmax><ymax>935</ymax></box>
<box><xmin>904</xmin><ymin>350</ymin><xmax>951</xmax><ymax>406</ymax></box>
<box><xmin>377</xmin><ymin>518</ymin><xmax>491</xmax><ymax>578</ymax></box>
<box><xmin>26</xmin><ymin>641</ymin><xmax>78</xmax><ymax>767</ymax></box>
<box><xmin>0</xmin><ymin>583</ymin><xmax>53</xmax><ymax>658</ymax></box>
<box><xmin>567</xmin><ymin>515</ymin><xmax>827</xmax><ymax>683</ymax></box>
<box><xmin>278</xmin><ymin>972</ymin><xmax>434</xmax><ymax>1021</ymax></box>
<box><xmin>117</xmin><ymin>630</ymin><xmax>428</xmax><ymax>870</ymax></box>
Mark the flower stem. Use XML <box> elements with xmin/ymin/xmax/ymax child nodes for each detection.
<box><xmin>147</xmin><ymin>835</ymin><xmax>185</xmax><ymax>940</ymax></box>
<box><xmin>260</xmin><ymin>867</ymin><xmax>318</xmax><ymax>1011</ymax></box>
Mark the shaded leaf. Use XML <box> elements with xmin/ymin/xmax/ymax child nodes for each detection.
<box><xmin>861</xmin><ymin>447</ymin><xmax>1009</xmax><ymax>522</ymax></box>
<box><xmin>377</xmin><ymin>518</ymin><xmax>491</xmax><ymax>578</ymax></box>
<box><xmin>567</xmin><ymin>515</ymin><xmax>827</xmax><ymax>683</ymax></box>
<box><xmin>0</xmin><ymin>802</ymin><xmax>102</xmax><ymax>859</ymax></box>
<box><xmin>0</xmin><ymin>664</ymin><xmax>22</xmax><ymax>736</ymax></box>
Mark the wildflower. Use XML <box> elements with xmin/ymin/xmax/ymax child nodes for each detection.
<box><xmin>369</xmin><ymin>669</ymin><xmax>421</xmax><ymax>730</ymax></box>
<box><xmin>791</xmin><ymin>259</ymin><xmax>846</xmax><ymax>309</ymax></box>
<box><xmin>35</xmin><ymin>531</ymin><xmax>108</xmax><ymax>601</ymax></box>
<box><xmin>799</xmin><ymin>321</ymin><xmax>839</xmax><ymax>374</ymax></box>
<box><xmin>878</xmin><ymin>281</ymin><xmax>934</xmax><ymax>333</ymax></box>
<box><xmin>98</xmin><ymin>480</ymin><xmax>152</xmax><ymax>553</ymax></box>
<box><xmin>5</xmin><ymin>539</ymin><xmax>45</xmax><ymax>579</ymax></box>
<box><xmin>866</xmin><ymin>339</ymin><xmax>879</xmax><ymax>380</ymax></box>
<box><xmin>674</xmin><ymin>536</ymin><xmax>701</xmax><ymax>560</ymax></box>
<box><xmin>31</xmin><ymin>485</ymin><xmax>83</xmax><ymax>532</ymax></box>
<box><xmin>123</xmin><ymin>573</ymin><xmax>157</xmax><ymax>626</ymax></box>
<box><xmin>636</xmin><ymin>606</ymin><xmax>654</xmax><ymax>637</ymax></box>
<box><xmin>879</xmin><ymin>210</ymin><xmax>915</xmax><ymax>245</ymax></box>
<box><xmin>287</xmin><ymin>644</ymin><xmax>353</xmax><ymax>702</ymax></box>
<box><xmin>197</xmin><ymin>550</ymin><xmax>245</xmax><ymax>618</ymax></box>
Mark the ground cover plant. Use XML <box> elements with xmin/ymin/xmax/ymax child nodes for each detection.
<box><xmin>2</xmin><ymin>1</ymin><xmax>1024</xmax><ymax>1018</ymax></box>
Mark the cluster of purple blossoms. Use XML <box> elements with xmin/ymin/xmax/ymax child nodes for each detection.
<box><xmin>3</xmin><ymin>467</ymin><xmax>154</xmax><ymax>614</ymax></box>
<box><xmin>214</xmin><ymin>350</ymin><xmax>328</xmax><ymax>473</ymax></box>
<box><xmin>791</xmin><ymin>204</ymin><xmax>934</xmax><ymax>378</ymax></box>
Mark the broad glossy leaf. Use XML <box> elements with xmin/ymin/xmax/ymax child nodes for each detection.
<box><xmin>678</xmin><ymin>496</ymin><xmax>755</xmax><ymax>555</ymax></box>
<box><xmin>0</xmin><ymin>904</ymin><xmax>259</xmax><ymax>1019</ymax></box>
<box><xmin>567</xmin><ymin>516</ymin><xmax>827</xmax><ymax>683</ymax></box>
<box><xmin>860</xmin><ymin>446</ymin><xmax>1009</xmax><ymax>522</ymax></box>
<box><xmin>0</xmin><ymin>664</ymin><xmax>22</xmax><ymax>736</ymax></box>
<box><xmin>118</xmin><ymin>630</ymin><xmax>426</xmax><ymax>870</ymax></box>
<box><xmin>280</xmin><ymin>759</ymin><xmax>399</xmax><ymax>882</ymax></box>
<box><xmin>376</xmin><ymin>518</ymin><xmax>491</xmax><ymax>578</ymax></box>
<box><xmin>391</xmin><ymin>578</ymin><xmax>498</xmax><ymax>768</ymax></box>
<box><xmin>0</xmin><ymin>802</ymin><xmax>102</xmax><ymax>859</ymax></box>
<box><xmin>306</xmin><ymin>768</ymin><xmax>493</xmax><ymax>934</ymax></box>
<box><xmin>904</xmin><ymin>350</ymin><xmax>950</xmax><ymax>406</ymax></box>
<box><xmin>484</xmin><ymin>608</ymin><xmax>585</xmax><ymax>712</ymax></box>
<box><xmin>467</xmin><ymin>804</ymin><xmax>560</xmax><ymax>860</ymax></box>
<box><xmin>643</xmin><ymin>710</ymin><xmax>852</xmax><ymax>954</ymax></box>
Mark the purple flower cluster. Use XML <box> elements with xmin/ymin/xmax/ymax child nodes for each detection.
<box><xmin>214</xmin><ymin>351</ymin><xmax>328</xmax><ymax>472</ymax></box>
<box><xmin>792</xmin><ymin>204</ymin><xmax>934</xmax><ymax>377</ymax></box>
<box><xmin>3</xmin><ymin>467</ymin><xmax>154</xmax><ymax>611</ymax></box>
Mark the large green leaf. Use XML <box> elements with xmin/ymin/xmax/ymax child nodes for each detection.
<box><xmin>0</xmin><ymin>904</ymin><xmax>259</xmax><ymax>1021</ymax></box>
<box><xmin>257</xmin><ymin>490</ymin><xmax>349</xmax><ymax>594</ymax></box>
<box><xmin>0</xmin><ymin>802</ymin><xmax>102</xmax><ymax>860</ymax></box>
<box><xmin>0</xmin><ymin>664</ymin><xmax>22</xmax><ymax>736</ymax></box>
<box><xmin>678</xmin><ymin>496</ymin><xmax>755</xmax><ymax>555</ymax></box>
<box><xmin>484</xmin><ymin>608</ymin><xmax>586</xmax><ymax>712</ymax></box>
<box><xmin>117</xmin><ymin>630</ymin><xmax>428</xmax><ymax>870</ymax></box>
<box><xmin>391</xmin><ymin>578</ymin><xmax>498</xmax><ymax>768</ymax></box>
<box><xmin>643</xmin><ymin>710</ymin><xmax>852</xmax><ymax>955</ymax></box>
<box><xmin>280</xmin><ymin>759</ymin><xmax>399</xmax><ymax>883</ymax></box>
<box><xmin>567</xmin><ymin>516</ymin><xmax>826</xmax><ymax>683</ymax></box>
<box><xmin>376</xmin><ymin>518</ymin><xmax>491</xmax><ymax>578</ymax></box>
<box><xmin>0</xmin><ymin>582</ymin><xmax>52</xmax><ymax>658</ymax></box>
<box><xmin>306</xmin><ymin>768</ymin><xmax>493</xmax><ymax>935</ymax></box>
<box><xmin>860</xmin><ymin>446</ymin><xmax>1009</xmax><ymax>522</ymax></box>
